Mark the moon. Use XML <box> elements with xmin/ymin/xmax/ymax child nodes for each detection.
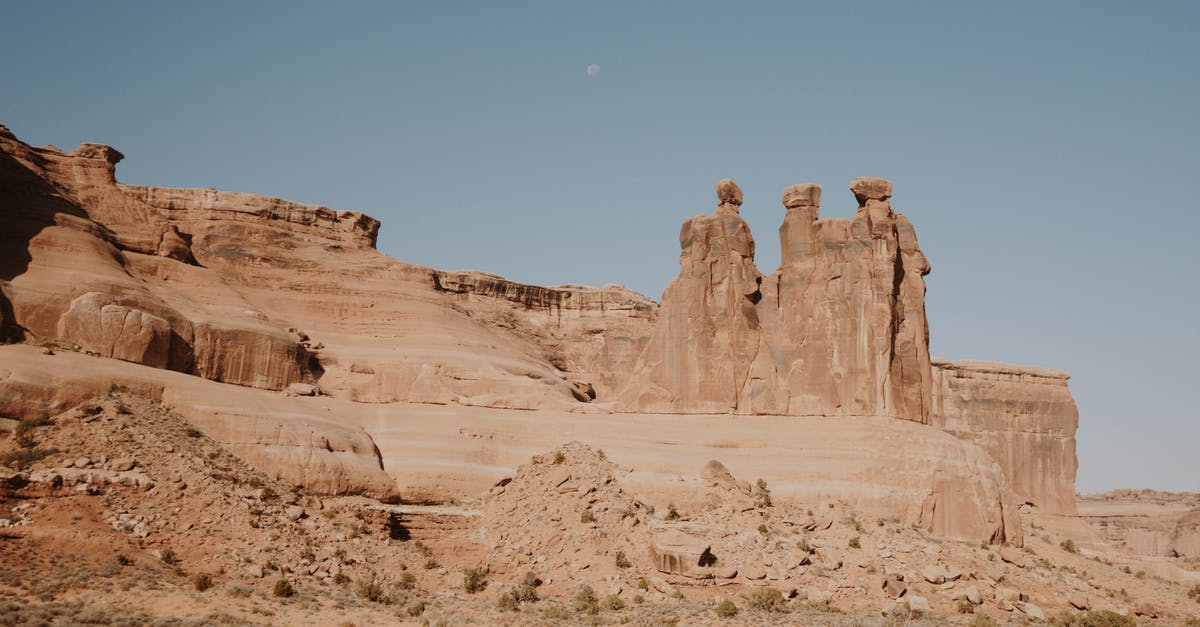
<box><xmin>586</xmin><ymin>64</ymin><xmax>600</xmax><ymax>77</ymax></box>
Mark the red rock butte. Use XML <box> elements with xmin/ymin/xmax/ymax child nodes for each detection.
<box><xmin>0</xmin><ymin>125</ymin><xmax>1077</xmax><ymax>544</ymax></box>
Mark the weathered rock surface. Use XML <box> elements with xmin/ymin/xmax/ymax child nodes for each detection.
<box><xmin>1078</xmin><ymin>490</ymin><xmax>1200</xmax><ymax>567</ymax></box>
<box><xmin>618</xmin><ymin>178</ymin><xmax>933</xmax><ymax>422</ymax></box>
<box><xmin>617</xmin><ymin>179</ymin><xmax>765</xmax><ymax>413</ymax></box>
<box><xmin>931</xmin><ymin>359</ymin><xmax>1079</xmax><ymax>514</ymax></box>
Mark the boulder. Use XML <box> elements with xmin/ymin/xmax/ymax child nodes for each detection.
<box><xmin>650</xmin><ymin>530</ymin><xmax>713</xmax><ymax>577</ymax></box>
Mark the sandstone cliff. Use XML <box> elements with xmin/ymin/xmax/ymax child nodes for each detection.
<box><xmin>931</xmin><ymin>359</ymin><xmax>1080</xmax><ymax>515</ymax></box>
<box><xmin>618</xmin><ymin>178</ymin><xmax>933</xmax><ymax>422</ymax></box>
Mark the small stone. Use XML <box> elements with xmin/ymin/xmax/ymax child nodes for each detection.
<box><xmin>999</xmin><ymin>547</ymin><xmax>1026</xmax><ymax>568</ymax></box>
<box><xmin>287</xmin><ymin>382</ymin><xmax>317</xmax><ymax>396</ymax></box>
<box><xmin>1068</xmin><ymin>592</ymin><xmax>1090</xmax><ymax>610</ymax></box>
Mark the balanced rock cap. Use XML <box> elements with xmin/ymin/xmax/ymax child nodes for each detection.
<box><xmin>716</xmin><ymin>179</ymin><xmax>743</xmax><ymax>207</ymax></box>
<box><xmin>782</xmin><ymin>183</ymin><xmax>821</xmax><ymax>209</ymax></box>
<box><xmin>850</xmin><ymin>177</ymin><xmax>892</xmax><ymax>205</ymax></box>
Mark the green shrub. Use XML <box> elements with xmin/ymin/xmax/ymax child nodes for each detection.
<box><xmin>574</xmin><ymin>585</ymin><xmax>600</xmax><ymax>615</ymax></box>
<box><xmin>272</xmin><ymin>578</ymin><xmax>294</xmax><ymax>598</ymax></box>
<box><xmin>757</xmin><ymin>523</ymin><xmax>768</xmax><ymax>534</ymax></box>
<box><xmin>636</xmin><ymin>577</ymin><xmax>649</xmax><ymax>591</ymax></box>
<box><xmin>715</xmin><ymin>599</ymin><xmax>738</xmax><ymax>618</ymax></box>
<box><xmin>396</xmin><ymin>571</ymin><xmax>417</xmax><ymax>590</ymax></box>
<box><xmin>614</xmin><ymin>551</ymin><xmax>631</xmax><ymax>569</ymax></box>
<box><xmin>553</xmin><ymin>451</ymin><xmax>566</xmax><ymax>464</ymax></box>
<box><xmin>848</xmin><ymin>536</ymin><xmax>861</xmax><ymax>549</ymax></box>
<box><xmin>1060</xmin><ymin>539</ymin><xmax>1078</xmax><ymax>553</ymax></box>
<box><xmin>665</xmin><ymin>503</ymin><xmax>680</xmax><ymax>521</ymax></box>
<box><xmin>463</xmin><ymin>567</ymin><xmax>488</xmax><ymax>594</ymax></box>
<box><xmin>748</xmin><ymin>587</ymin><xmax>787</xmax><ymax>613</ymax></box>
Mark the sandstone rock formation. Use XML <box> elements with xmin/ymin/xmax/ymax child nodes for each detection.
<box><xmin>931</xmin><ymin>359</ymin><xmax>1079</xmax><ymax>514</ymax></box>
<box><xmin>1078</xmin><ymin>490</ymin><xmax>1200</xmax><ymax>566</ymax></box>
<box><xmin>617</xmin><ymin>180</ymin><xmax>766</xmax><ymax>413</ymax></box>
<box><xmin>618</xmin><ymin>177</ymin><xmax>933</xmax><ymax>422</ymax></box>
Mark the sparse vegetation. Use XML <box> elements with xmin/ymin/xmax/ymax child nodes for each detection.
<box><xmin>191</xmin><ymin>573</ymin><xmax>214</xmax><ymax>592</ymax></box>
<box><xmin>665</xmin><ymin>503</ymin><xmax>680</xmax><ymax>521</ymax></box>
<box><xmin>463</xmin><ymin>566</ymin><xmax>488</xmax><ymax>593</ymax></box>
<box><xmin>601</xmin><ymin>594</ymin><xmax>625</xmax><ymax>611</ymax></box>
<box><xmin>637</xmin><ymin>577</ymin><xmax>649</xmax><ymax>591</ymax></box>
<box><xmin>553</xmin><ymin>450</ymin><xmax>566</xmax><ymax>464</ymax></box>
<box><xmin>580</xmin><ymin>510</ymin><xmax>596</xmax><ymax>523</ymax></box>
<box><xmin>406</xmin><ymin>601</ymin><xmax>426</xmax><ymax>617</ymax></box>
<box><xmin>957</xmin><ymin>599</ymin><xmax>975</xmax><ymax>614</ymax></box>
<box><xmin>272</xmin><ymin>578</ymin><xmax>295</xmax><ymax>598</ymax></box>
<box><xmin>1060</xmin><ymin>538</ymin><xmax>1078</xmax><ymax>553</ymax></box>
<box><xmin>115</xmin><ymin>554</ymin><xmax>133</xmax><ymax>567</ymax></box>
<box><xmin>757</xmin><ymin>523</ymin><xmax>768</xmax><ymax>534</ymax></box>
<box><xmin>748</xmin><ymin>587</ymin><xmax>788</xmax><ymax>613</ymax></box>
<box><xmin>967</xmin><ymin>614</ymin><xmax>996</xmax><ymax>627</ymax></box>
<box><xmin>396</xmin><ymin>571</ymin><xmax>416</xmax><ymax>590</ymax></box>
<box><xmin>848</xmin><ymin>536</ymin><xmax>861</xmax><ymax>549</ymax></box>
<box><xmin>514</xmin><ymin>571</ymin><xmax>541</xmax><ymax>603</ymax></box>
<box><xmin>423</xmin><ymin>558</ymin><xmax>439</xmax><ymax>570</ymax></box>
<box><xmin>1047</xmin><ymin>610</ymin><xmax>1136</xmax><ymax>627</ymax></box>
<box><xmin>753</xmin><ymin>478</ymin><xmax>772</xmax><ymax>508</ymax></box>
<box><xmin>614</xmin><ymin>551</ymin><xmax>631</xmax><ymax>569</ymax></box>
<box><xmin>574</xmin><ymin>585</ymin><xmax>600</xmax><ymax>615</ymax></box>
<box><xmin>159</xmin><ymin>549</ymin><xmax>179</xmax><ymax>565</ymax></box>
<box><xmin>332</xmin><ymin>571</ymin><xmax>350</xmax><ymax>586</ymax></box>
<box><xmin>716</xmin><ymin>599</ymin><xmax>738</xmax><ymax>618</ymax></box>
<box><xmin>497</xmin><ymin>591</ymin><xmax>518</xmax><ymax>612</ymax></box>
<box><xmin>1189</xmin><ymin>584</ymin><xmax>1200</xmax><ymax>601</ymax></box>
<box><xmin>0</xmin><ymin>446</ymin><xmax>58</xmax><ymax>469</ymax></box>
<box><xmin>355</xmin><ymin>572</ymin><xmax>389</xmax><ymax>603</ymax></box>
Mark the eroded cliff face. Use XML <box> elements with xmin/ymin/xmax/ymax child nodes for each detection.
<box><xmin>931</xmin><ymin>359</ymin><xmax>1080</xmax><ymax>514</ymax></box>
<box><xmin>1078</xmin><ymin>491</ymin><xmax>1200</xmax><ymax>567</ymax></box>
<box><xmin>618</xmin><ymin>178</ymin><xmax>933</xmax><ymax>422</ymax></box>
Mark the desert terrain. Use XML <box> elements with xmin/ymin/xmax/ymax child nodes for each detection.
<box><xmin>2</xmin><ymin>125</ymin><xmax>1198</xmax><ymax>625</ymax></box>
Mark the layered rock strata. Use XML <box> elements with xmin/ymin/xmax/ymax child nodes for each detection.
<box><xmin>618</xmin><ymin>178</ymin><xmax>933</xmax><ymax>422</ymax></box>
<box><xmin>931</xmin><ymin>359</ymin><xmax>1080</xmax><ymax>514</ymax></box>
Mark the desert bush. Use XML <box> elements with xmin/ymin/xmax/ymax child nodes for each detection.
<box><xmin>748</xmin><ymin>587</ymin><xmax>788</xmax><ymax>613</ymax></box>
<box><xmin>968</xmin><ymin>614</ymin><xmax>995</xmax><ymax>627</ymax></box>
<box><xmin>796</xmin><ymin>538</ymin><xmax>811</xmax><ymax>553</ymax></box>
<box><xmin>423</xmin><ymin>558</ymin><xmax>439</xmax><ymax>570</ymax></box>
<box><xmin>1048</xmin><ymin>610</ymin><xmax>1136</xmax><ymax>627</ymax></box>
<box><xmin>497</xmin><ymin>591</ymin><xmax>518</xmax><ymax>612</ymax></box>
<box><xmin>614</xmin><ymin>551</ymin><xmax>631</xmax><ymax>569</ymax></box>
<box><xmin>553</xmin><ymin>451</ymin><xmax>565</xmax><ymax>464</ymax></box>
<box><xmin>636</xmin><ymin>577</ymin><xmax>649</xmax><ymax>591</ymax></box>
<box><xmin>192</xmin><ymin>573</ymin><xmax>214</xmax><ymax>592</ymax></box>
<box><xmin>715</xmin><ymin>599</ymin><xmax>738</xmax><ymax>618</ymax></box>
<box><xmin>406</xmin><ymin>601</ymin><xmax>426</xmax><ymax>617</ymax></box>
<box><xmin>356</xmin><ymin>572</ymin><xmax>389</xmax><ymax>603</ymax></box>
<box><xmin>514</xmin><ymin>572</ymin><xmax>541</xmax><ymax>603</ymax></box>
<box><xmin>543</xmin><ymin>605</ymin><xmax>570</xmax><ymax>620</ymax></box>
<box><xmin>1060</xmin><ymin>539</ymin><xmax>1078</xmax><ymax>553</ymax></box>
<box><xmin>580</xmin><ymin>510</ymin><xmax>595</xmax><ymax>524</ymax></box>
<box><xmin>332</xmin><ymin>571</ymin><xmax>350</xmax><ymax>586</ymax></box>
<box><xmin>1189</xmin><ymin>584</ymin><xmax>1200</xmax><ymax>600</ymax></box>
<box><xmin>757</xmin><ymin>523</ymin><xmax>768</xmax><ymax>535</ymax></box>
<box><xmin>753</xmin><ymin>478</ymin><xmax>772</xmax><ymax>508</ymax></box>
<box><xmin>601</xmin><ymin>595</ymin><xmax>625</xmax><ymax>611</ymax></box>
<box><xmin>115</xmin><ymin>554</ymin><xmax>133</xmax><ymax>567</ymax></box>
<box><xmin>396</xmin><ymin>571</ymin><xmax>416</xmax><ymax>590</ymax></box>
<box><xmin>160</xmin><ymin>549</ymin><xmax>179</xmax><ymax>565</ymax></box>
<box><xmin>463</xmin><ymin>567</ymin><xmax>488</xmax><ymax>594</ymax></box>
<box><xmin>848</xmin><ymin>536</ymin><xmax>861</xmax><ymax>549</ymax></box>
<box><xmin>0</xmin><ymin>447</ymin><xmax>57</xmax><ymax>469</ymax></box>
<box><xmin>574</xmin><ymin>585</ymin><xmax>600</xmax><ymax>615</ymax></box>
<box><xmin>665</xmin><ymin>503</ymin><xmax>680</xmax><ymax>521</ymax></box>
<box><xmin>272</xmin><ymin>578</ymin><xmax>294</xmax><ymax>598</ymax></box>
<box><xmin>957</xmin><ymin>599</ymin><xmax>976</xmax><ymax>614</ymax></box>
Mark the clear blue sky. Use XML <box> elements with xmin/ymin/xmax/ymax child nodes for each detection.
<box><xmin>3</xmin><ymin>1</ymin><xmax>1197</xmax><ymax>493</ymax></box>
